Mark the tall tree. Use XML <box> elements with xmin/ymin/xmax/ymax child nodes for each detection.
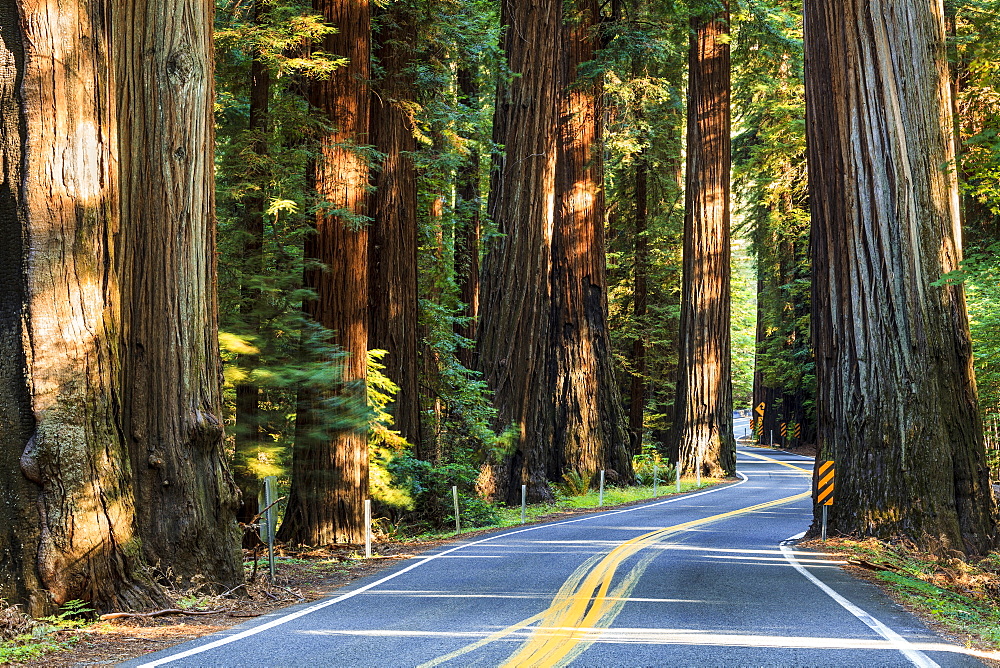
<box><xmin>549</xmin><ymin>0</ymin><xmax>632</xmax><ymax>484</ymax></box>
<box><xmin>804</xmin><ymin>0</ymin><xmax>998</xmax><ymax>553</ymax></box>
<box><xmin>116</xmin><ymin>0</ymin><xmax>243</xmax><ymax>584</ymax></box>
<box><xmin>455</xmin><ymin>65</ymin><xmax>482</xmax><ymax>371</ymax></box>
<box><xmin>671</xmin><ymin>0</ymin><xmax>736</xmax><ymax>477</ymax></box>
<box><xmin>279</xmin><ymin>0</ymin><xmax>371</xmax><ymax>545</ymax></box>
<box><xmin>477</xmin><ymin>0</ymin><xmax>561</xmax><ymax>504</ymax></box>
<box><xmin>0</xmin><ymin>0</ymin><xmax>165</xmax><ymax>614</ymax></box>
<box><xmin>370</xmin><ymin>2</ymin><xmax>422</xmax><ymax>451</ymax></box>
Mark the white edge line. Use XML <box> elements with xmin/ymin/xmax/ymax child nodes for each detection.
<box><xmin>779</xmin><ymin>533</ymin><xmax>940</xmax><ymax>668</ymax></box>
<box><xmin>136</xmin><ymin>471</ymin><xmax>752</xmax><ymax>666</ymax></box>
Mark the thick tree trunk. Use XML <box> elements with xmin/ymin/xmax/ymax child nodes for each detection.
<box><xmin>279</xmin><ymin>0</ymin><xmax>370</xmax><ymax>545</ymax></box>
<box><xmin>369</xmin><ymin>4</ymin><xmax>421</xmax><ymax>451</ymax></box>
<box><xmin>477</xmin><ymin>0</ymin><xmax>560</xmax><ymax>504</ymax></box>
<box><xmin>234</xmin><ymin>2</ymin><xmax>271</xmax><ymax>544</ymax></box>
<box><xmin>0</xmin><ymin>0</ymin><xmax>165</xmax><ymax>614</ymax></box>
<box><xmin>549</xmin><ymin>0</ymin><xmax>632</xmax><ymax>486</ymax></box>
<box><xmin>672</xmin><ymin>3</ymin><xmax>736</xmax><ymax>477</ymax></box>
<box><xmin>804</xmin><ymin>0</ymin><xmax>998</xmax><ymax>554</ymax></box>
<box><xmin>455</xmin><ymin>66</ymin><xmax>481</xmax><ymax>370</ymax></box>
<box><xmin>116</xmin><ymin>0</ymin><xmax>243</xmax><ymax>585</ymax></box>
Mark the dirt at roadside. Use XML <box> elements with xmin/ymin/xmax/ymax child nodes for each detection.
<box><xmin>4</xmin><ymin>542</ymin><xmax>440</xmax><ymax>668</ymax></box>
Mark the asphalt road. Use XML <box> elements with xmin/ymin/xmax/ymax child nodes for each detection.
<box><xmin>124</xmin><ymin>447</ymin><xmax>985</xmax><ymax>667</ymax></box>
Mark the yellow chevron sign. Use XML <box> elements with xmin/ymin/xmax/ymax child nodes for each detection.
<box><xmin>815</xmin><ymin>461</ymin><xmax>835</xmax><ymax>506</ymax></box>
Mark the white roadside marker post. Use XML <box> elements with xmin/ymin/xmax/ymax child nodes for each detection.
<box><xmin>452</xmin><ymin>485</ymin><xmax>460</xmax><ymax>534</ymax></box>
<box><xmin>521</xmin><ymin>485</ymin><xmax>526</xmax><ymax>524</ymax></box>
<box><xmin>261</xmin><ymin>476</ymin><xmax>277</xmax><ymax>581</ymax></box>
<box><xmin>676</xmin><ymin>464</ymin><xmax>681</xmax><ymax>493</ymax></box>
<box><xmin>598</xmin><ymin>470</ymin><xmax>605</xmax><ymax>507</ymax></box>
<box><xmin>653</xmin><ymin>464</ymin><xmax>658</xmax><ymax>497</ymax></box>
<box><xmin>364</xmin><ymin>499</ymin><xmax>372</xmax><ymax>559</ymax></box>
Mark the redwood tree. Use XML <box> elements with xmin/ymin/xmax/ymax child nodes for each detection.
<box><xmin>671</xmin><ymin>1</ymin><xmax>736</xmax><ymax>477</ymax></box>
<box><xmin>549</xmin><ymin>0</ymin><xmax>632</xmax><ymax>484</ymax></box>
<box><xmin>805</xmin><ymin>0</ymin><xmax>998</xmax><ymax>553</ymax></box>
<box><xmin>369</xmin><ymin>2</ymin><xmax>421</xmax><ymax>451</ymax></box>
<box><xmin>0</xmin><ymin>0</ymin><xmax>164</xmax><ymax>613</ymax></box>
<box><xmin>477</xmin><ymin>0</ymin><xmax>561</xmax><ymax>504</ymax></box>
<box><xmin>116</xmin><ymin>0</ymin><xmax>243</xmax><ymax>584</ymax></box>
<box><xmin>455</xmin><ymin>65</ymin><xmax>482</xmax><ymax>370</ymax></box>
<box><xmin>279</xmin><ymin>0</ymin><xmax>370</xmax><ymax>545</ymax></box>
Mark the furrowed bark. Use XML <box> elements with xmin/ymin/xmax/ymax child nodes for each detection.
<box><xmin>549</xmin><ymin>0</ymin><xmax>632</xmax><ymax>486</ymax></box>
<box><xmin>455</xmin><ymin>66</ymin><xmax>481</xmax><ymax>370</ymax></box>
<box><xmin>116</xmin><ymin>0</ymin><xmax>243</xmax><ymax>584</ymax></box>
<box><xmin>369</xmin><ymin>3</ymin><xmax>422</xmax><ymax>451</ymax></box>
<box><xmin>279</xmin><ymin>0</ymin><xmax>370</xmax><ymax>545</ymax></box>
<box><xmin>0</xmin><ymin>0</ymin><xmax>164</xmax><ymax>613</ymax></box>
<box><xmin>672</xmin><ymin>2</ymin><xmax>736</xmax><ymax>477</ymax></box>
<box><xmin>477</xmin><ymin>0</ymin><xmax>561</xmax><ymax>504</ymax></box>
<box><xmin>804</xmin><ymin>0</ymin><xmax>998</xmax><ymax>554</ymax></box>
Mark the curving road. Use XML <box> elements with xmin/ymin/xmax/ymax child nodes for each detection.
<box><xmin>124</xmin><ymin>447</ymin><xmax>985</xmax><ymax>667</ymax></box>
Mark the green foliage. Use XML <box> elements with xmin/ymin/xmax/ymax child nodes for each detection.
<box><xmin>0</xmin><ymin>600</ymin><xmax>89</xmax><ymax>664</ymax></box>
<box><xmin>215</xmin><ymin>0</ymin><xmax>373</xmax><ymax>488</ymax></box>
<box><xmin>40</xmin><ymin>600</ymin><xmax>93</xmax><ymax>627</ymax></box>
<box><xmin>829</xmin><ymin>538</ymin><xmax>1000</xmax><ymax>649</ymax></box>
<box><xmin>602</xmin><ymin>2</ymin><xmax>689</xmax><ymax>445</ymax></box>
<box><xmin>558</xmin><ymin>470</ymin><xmax>592</xmax><ymax>497</ymax></box>
<box><xmin>632</xmin><ymin>449</ymin><xmax>676</xmax><ymax>487</ymax></box>
<box><xmin>382</xmin><ymin>454</ymin><xmax>498</xmax><ymax>531</ymax></box>
<box><xmin>732</xmin><ymin>0</ymin><xmax>815</xmax><ymax>429</ymax></box>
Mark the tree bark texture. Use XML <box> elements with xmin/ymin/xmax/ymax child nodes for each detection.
<box><xmin>804</xmin><ymin>0</ymin><xmax>998</xmax><ymax>553</ymax></box>
<box><xmin>116</xmin><ymin>0</ymin><xmax>243</xmax><ymax>584</ymax></box>
<box><xmin>455</xmin><ymin>66</ymin><xmax>481</xmax><ymax>370</ymax></box>
<box><xmin>672</xmin><ymin>4</ymin><xmax>736</xmax><ymax>477</ymax></box>
<box><xmin>0</xmin><ymin>0</ymin><xmax>165</xmax><ymax>613</ymax></box>
<box><xmin>549</xmin><ymin>0</ymin><xmax>632</xmax><ymax>486</ymax></box>
<box><xmin>279</xmin><ymin>0</ymin><xmax>370</xmax><ymax>545</ymax></box>
<box><xmin>369</xmin><ymin>3</ymin><xmax>421</xmax><ymax>451</ymax></box>
<box><xmin>477</xmin><ymin>0</ymin><xmax>561</xmax><ymax>504</ymax></box>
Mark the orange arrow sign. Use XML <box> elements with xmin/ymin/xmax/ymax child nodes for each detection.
<box><xmin>755</xmin><ymin>402</ymin><xmax>765</xmax><ymax>417</ymax></box>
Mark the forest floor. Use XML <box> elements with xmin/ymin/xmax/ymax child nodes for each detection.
<box><xmin>803</xmin><ymin>537</ymin><xmax>1000</xmax><ymax>664</ymax></box>
<box><xmin>0</xmin><ymin>487</ymin><xmax>723</xmax><ymax>667</ymax></box>
<box><xmin>5</xmin><ymin>466</ymin><xmax>1000</xmax><ymax>666</ymax></box>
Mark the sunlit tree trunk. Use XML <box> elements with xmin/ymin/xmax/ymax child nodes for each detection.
<box><xmin>672</xmin><ymin>2</ymin><xmax>736</xmax><ymax>477</ymax></box>
<box><xmin>0</xmin><ymin>0</ymin><xmax>165</xmax><ymax>614</ymax></box>
<box><xmin>370</xmin><ymin>3</ymin><xmax>421</xmax><ymax>450</ymax></box>
<box><xmin>477</xmin><ymin>0</ymin><xmax>560</xmax><ymax>504</ymax></box>
<box><xmin>279</xmin><ymin>0</ymin><xmax>370</xmax><ymax>545</ymax></box>
<box><xmin>116</xmin><ymin>0</ymin><xmax>243</xmax><ymax>585</ymax></box>
<box><xmin>549</xmin><ymin>0</ymin><xmax>632</xmax><ymax>485</ymax></box>
<box><xmin>805</xmin><ymin>0</ymin><xmax>998</xmax><ymax>554</ymax></box>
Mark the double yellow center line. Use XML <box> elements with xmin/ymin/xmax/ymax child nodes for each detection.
<box><xmin>424</xmin><ymin>452</ymin><xmax>812</xmax><ymax>667</ymax></box>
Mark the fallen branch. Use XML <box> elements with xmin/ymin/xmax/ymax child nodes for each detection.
<box><xmin>847</xmin><ymin>558</ymin><xmax>901</xmax><ymax>573</ymax></box>
<box><xmin>99</xmin><ymin>608</ymin><xmax>227</xmax><ymax>621</ymax></box>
